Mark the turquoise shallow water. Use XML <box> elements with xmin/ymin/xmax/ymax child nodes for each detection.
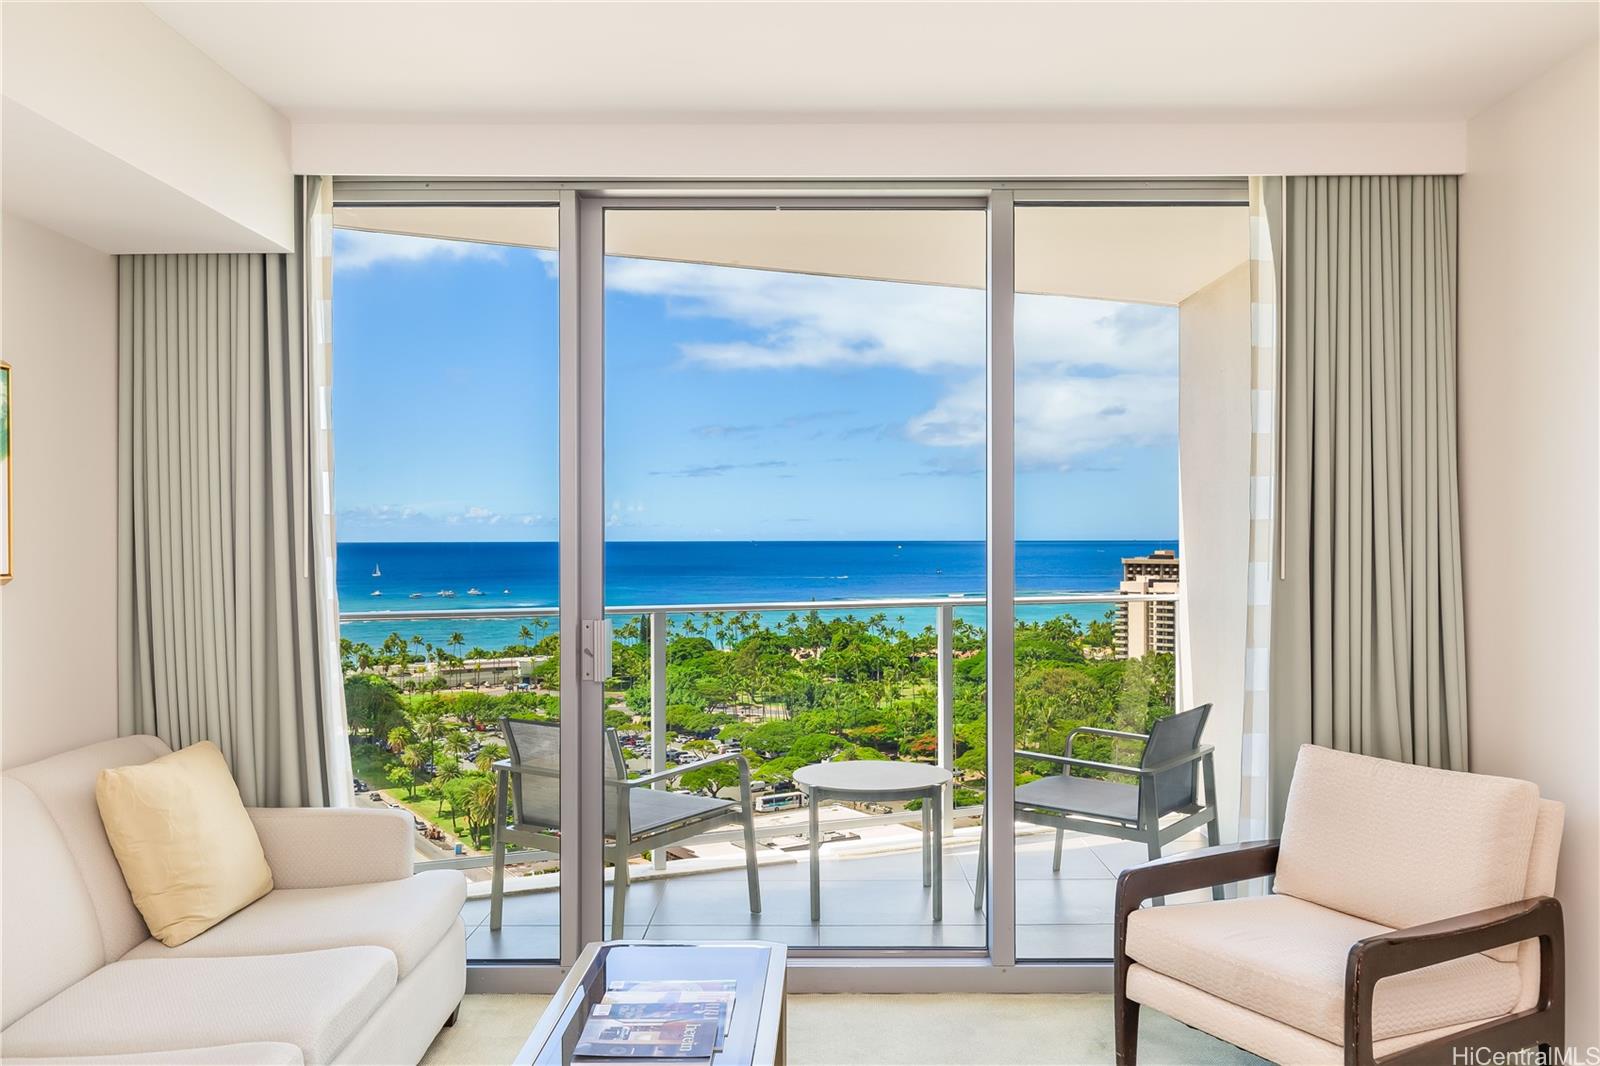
<box><xmin>337</xmin><ymin>539</ymin><xmax>1173</xmax><ymax>649</ymax></box>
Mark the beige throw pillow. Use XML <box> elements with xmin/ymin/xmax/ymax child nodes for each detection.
<box><xmin>95</xmin><ymin>741</ymin><xmax>273</xmax><ymax>947</ymax></box>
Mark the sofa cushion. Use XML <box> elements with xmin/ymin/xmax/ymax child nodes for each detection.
<box><xmin>4</xmin><ymin>736</ymin><xmax>172</xmax><ymax>964</ymax></box>
<box><xmin>1274</xmin><ymin>745</ymin><xmax>1539</xmax><ymax>963</ymax></box>
<box><xmin>1124</xmin><ymin>894</ymin><xmax>1521</xmax><ymax>1043</ymax></box>
<box><xmin>1125</xmin><ymin>964</ymin><xmax>1491</xmax><ymax>1066</ymax></box>
<box><xmin>122</xmin><ymin>870</ymin><xmax>466</xmax><ymax>978</ymax></box>
<box><xmin>0</xmin><ymin>947</ymin><xmax>395</xmax><ymax>1065</ymax></box>
<box><xmin>0</xmin><ymin>780</ymin><xmax>106</xmax><ymax>1030</ymax></box>
<box><xmin>96</xmin><ymin>741</ymin><xmax>274</xmax><ymax>947</ymax></box>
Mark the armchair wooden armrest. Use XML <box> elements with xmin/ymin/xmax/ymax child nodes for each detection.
<box><xmin>1344</xmin><ymin>896</ymin><xmax>1564</xmax><ymax>1066</ymax></box>
<box><xmin>1113</xmin><ymin>841</ymin><xmax>1281</xmax><ymax>1066</ymax></box>
<box><xmin>1114</xmin><ymin>839</ymin><xmax>1280</xmax><ymax>924</ymax></box>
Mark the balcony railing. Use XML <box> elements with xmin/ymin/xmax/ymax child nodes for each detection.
<box><xmin>339</xmin><ymin>590</ymin><xmax>1180</xmax><ymax>874</ymax></box>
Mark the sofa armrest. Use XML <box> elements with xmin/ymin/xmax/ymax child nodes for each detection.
<box><xmin>1344</xmin><ymin>896</ymin><xmax>1564</xmax><ymax>1066</ymax></box>
<box><xmin>248</xmin><ymin>807</ymin><xmax>415</xmax><ymax>888</ymax></box>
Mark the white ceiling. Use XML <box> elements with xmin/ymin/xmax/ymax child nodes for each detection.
<box><xmin>148</xmin><ymin>1</ymin><xmax>1597</xmax><ymax>124</ymax></box>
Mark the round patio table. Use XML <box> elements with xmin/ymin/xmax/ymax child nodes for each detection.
<box><xmin>792</xmin><ymin>761</ymin><xmax>954</xmax><ymax>922</ymax></box>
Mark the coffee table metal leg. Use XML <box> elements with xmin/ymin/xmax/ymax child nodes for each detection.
<box><xmin>931</xmin><ymin>787</ymin><xmax>943</xmax><ymax>922</ymax></box>
<box><xmin>808</xmin><ymin>787</ymin><xmax>822</xmax><ymax>922</ymax></box>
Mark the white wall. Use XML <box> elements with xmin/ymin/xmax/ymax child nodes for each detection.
<box><xmin>0</xmin><ymin>214</ymin><xmax>119</xmax><ymax>767</ymax></box>
<box><xmin>1177</xmin><ymin>264</ymin><xmax>1252</xmax><ymax>843</ymax></box>
<box><xmin>1</xmin><ymin>2</ymin><xmax>291</xmax><ymax>252</ymax></box>
<box><xmin>1459</xmin><ymin>44</ymin><xmax>1600</xmax><ymax>1042</ymax></box>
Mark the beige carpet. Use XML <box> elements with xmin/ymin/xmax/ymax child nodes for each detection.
<box><xmin>422</xmin><ymin>993</ymin><xmax>1265</xmax><ymax>1065</ymax></box>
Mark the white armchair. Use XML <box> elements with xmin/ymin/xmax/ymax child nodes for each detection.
<box><xmin>1114</xmin><ymin>745</ymin><xmax>1565</xmax><ymax>1066</ymax></box>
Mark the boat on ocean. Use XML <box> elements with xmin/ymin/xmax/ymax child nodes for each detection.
<box><xmin>370</xmin><ymin>590</ymin><xmax>382</xmax><ymax>597</ymax></box>
<box><xmin>409</xmin><ymin>592</ymin><xmax>423</xmax><ymax>599</ymax></box>
<box><xmin>466</xmin><ymin>588</ymin><xmax>484</xmax><ymax>596</ymax></box>
<box><xmin>437</xmin><ymin>589</ymin><xmax>456</xmax><ymax>598</ymax></box>
<box><xmin>371</xmin><ymin>564</ymin><xmax>382</xmax><ymax>577</ymax></box>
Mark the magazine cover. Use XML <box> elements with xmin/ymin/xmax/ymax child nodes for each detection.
<box><xmin>607</xmin><ymin>982</ymin><xmax>738</xmax><ymax>1025</ymax></box>
<box><xmin>593</xmin><ymin>997</ymin><xmax>731</xmax><ymax>1047</ymax></box>
<box><xmin>573</xmin><ymin>1017</ymin><xmax>719</xmax><ymax>1059</ymax></box>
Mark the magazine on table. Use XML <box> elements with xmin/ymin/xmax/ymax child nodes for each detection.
<box><xmin>572</xmin><ymin>979</ymin><xmax>738</xmax><ymax>1059</ymax></box>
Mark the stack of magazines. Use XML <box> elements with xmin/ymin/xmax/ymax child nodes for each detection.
<box><xmin>573</xmin><ymin>979</ymin><xmax>737</xmax><ymax>1060</ymax></box>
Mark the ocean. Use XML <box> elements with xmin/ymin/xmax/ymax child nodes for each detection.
<box><xmin>336</xmin><ymin>540</ymin><xmax>1178</xmax><ymax>650</ymax></box>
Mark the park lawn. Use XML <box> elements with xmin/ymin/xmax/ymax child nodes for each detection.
<box><xmin>348</xmin><ymin>739</ymin><xmax>488</xmax><ymax>852</ymax></box>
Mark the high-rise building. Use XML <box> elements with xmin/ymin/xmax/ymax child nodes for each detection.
<box><xmin>1115</xmin><ymin>549</ymin><xmax>1180</xmax><ymax>659</ymax></box>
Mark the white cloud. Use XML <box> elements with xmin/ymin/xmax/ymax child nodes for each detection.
<box><xmin>607</xmin><ymin>256</ymin><xmax>1179</xmax><ymax>467</ymax></box>
<box><xmin>906</xmin><ymin>372</ymin><xmax>1177</xmax><ymax>469</ymax></box>
<box><xmin>606</xmin><ymin>257</ymin><xmax>984</xmax><ymax>372</ymax></box>
<box><xmin>334</xmin><ymin>229</ymin><xmax>508</xmax><ymax>272</ymax></box>
<box><xmin>339</xmin><ymin>503</ymin><xmax>549</xmax><ymax>528</ymax></box>
<box><xmin>604</xmin><ymin>256</ymin><xmax>1177</xmax><ymax>377</ymax></box>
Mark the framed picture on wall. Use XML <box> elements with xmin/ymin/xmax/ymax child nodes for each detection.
<box><xmin>1</xmin><ymin>361</ymin><xmax>10</xmax><ymax>583</ymax></box>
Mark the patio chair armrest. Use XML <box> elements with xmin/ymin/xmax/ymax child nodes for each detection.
<box><xmin>1016</xmin><ymin>750</ymin><xmax>1144</xmax><ymax>778</ymax></box>
<box><xmin>1344</xmin><ymin>896</ymin><xmax>1564</xmax><ymax>1063</ymax></box>
<box><xmin>626</xmin><ymin>751</ymin><xmax>752</xmax><ymax>789</ymax></box>
<box><xmin>1067</xmin><ymin>726</ymin><xmax>1149</xmax><ymax>752</ymax></box>
<box><xmin>493</xmin><ymin>758</ymin><xmax>561</xmax><ymax>781</ymax></box>
<box><xmin>1114</xmin><ymin>840</ymin><xmax>1281</xmax><ymax>927</ymax></box>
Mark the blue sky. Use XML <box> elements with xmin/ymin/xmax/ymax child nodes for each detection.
<box><xmin>332</xmin><ymin>227</ymin><xmax>1177</xmax><ymax>542</ymax></box>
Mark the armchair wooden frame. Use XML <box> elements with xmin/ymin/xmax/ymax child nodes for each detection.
<box><xmin>1112</xmin><ymin>842</ymin><xmax>1566</xmax><ymax>1066</ymax></box>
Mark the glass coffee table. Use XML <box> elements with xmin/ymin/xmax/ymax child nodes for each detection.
<box><xmin>514</xmin><ymin>940</ymin><xmax>787</xmax><ymax>1065</ymax></box>
<box><xmin>793</xmin><ymin>761</ymin><xmax>953</xmax><ymax>922</ymax></box>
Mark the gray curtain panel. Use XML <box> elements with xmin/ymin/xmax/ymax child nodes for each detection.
<box><xmin>117</xmin><ymin>181</ymin><xmax>342</xmax><ymax>806</ymax></box>
<box><xmin>1268</xmin><ymin>175</ymin><xmax>1468</xmax><ymax>827</ymax></box>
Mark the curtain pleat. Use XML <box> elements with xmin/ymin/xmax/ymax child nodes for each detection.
<box><xmin>118</xmin><ymin>178</ymin><xmax>347</xmax><ymax>807</ymax></box>
<box><xmin>1268</xmin><ymin>175</ymin><xmax>1468</xmax><ymax>827</ymax></box>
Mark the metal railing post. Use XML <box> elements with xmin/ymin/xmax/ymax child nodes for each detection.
<box><xmin>936</xmin><ymin>603</ymin><xmax>955</xmax><ymax>838</ymax></box>
<box><xmin>650</xmin><ymin>610</ymin><xmax>668</xmax><ymax>870</ymax></box>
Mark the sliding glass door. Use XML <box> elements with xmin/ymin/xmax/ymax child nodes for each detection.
<box><xmin>326</xmin><ymin>181</ymin><xmax>1251</xmax><ymax>977</ymax></box>
<box><xmin>1008</xmin><ymin>204</ymin><xmax>1248</xmax><ymax>960</ymax></box>
<box><xmin>598</xmin><ymin>205</ymin><xmax>990</xmax><ymax>952</ymax></box>
<box><xmin>331</xmin><ymin>204</ymin><xmax>564</xmax><ymax>963</ymax></box>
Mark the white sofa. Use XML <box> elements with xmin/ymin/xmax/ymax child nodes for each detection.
<box><xmin>1</xmin><ymin>736</ymin><xmax>467</xmax><ymax>1065</ymax></box>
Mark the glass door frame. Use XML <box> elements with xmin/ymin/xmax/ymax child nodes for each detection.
<box><xmin>581</xmin><ymin>193</ymin><xmax>1004</xmax><ymax>965</ymax></box>
<box><xmin>330</xmin><ymin>178</ymin><xmax>1248</xmax><ymax>992</ymax></box>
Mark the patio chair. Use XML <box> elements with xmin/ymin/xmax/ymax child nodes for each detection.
<box><xmin>974</xmin><ymin>703</ymin><xmax>1219</xmax><ymax>911</ymax></box>
<box><xmin>490</xmin><ymin>717</ymin><xmax>762</xmax><ymax>940</ymax></box>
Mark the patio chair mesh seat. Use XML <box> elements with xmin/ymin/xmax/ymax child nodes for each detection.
<box><xmin>614</xmin><ymin>789</ymin><xmax>735</xmax><ymax>841</ymax></box>
<box><xmin>1015</xmin><ymin>774</ymin><xmax>1140</xmax><ymax>823</ymax></box>
<box><xmin>492</xmin><ymin>717</ymin><xmax>763</xmax><ymax>939</ymax></box>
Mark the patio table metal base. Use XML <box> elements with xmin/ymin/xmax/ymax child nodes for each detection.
<box><xmin>793</xmin><ymin>762</ymin><xmax>954</xmax><ymax>924</ymax></box>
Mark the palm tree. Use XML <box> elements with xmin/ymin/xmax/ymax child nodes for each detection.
<box><xmin>517</xmin><ymin>624</ymin><xmax>534</xmax><ymax>648</ymax></box>
<box><xmin>400</xmin><ymin>747</ymin><xmax>424</xmax><ymax>779</ymax></box>
<box><xmin>386</xmin><ymin>725</ymin><xmax>410</xmax><ymax>754</ymax></box>
<box><xmin>465</xmin><ymin>778</ymin><xmax>499</xmax><ymax>847</ymax></box>
<box><xmin>475</xmin><ymin>742</ymin><xmax>508</xmax><ymax>775</ymax></box>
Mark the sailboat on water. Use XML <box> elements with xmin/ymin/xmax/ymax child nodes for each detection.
<box><xmin>371</xmin><ymin>564</ymin><xmax>382</xmax><ymax>577</ymax></box>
